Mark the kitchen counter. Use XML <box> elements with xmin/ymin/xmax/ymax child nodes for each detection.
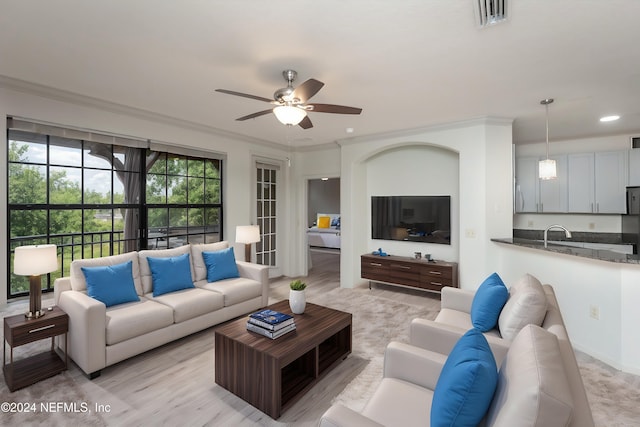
<box><xmin>491</xmin><ymin>238</ymin><xmax>640</xmax><ymax>264</ymax></box>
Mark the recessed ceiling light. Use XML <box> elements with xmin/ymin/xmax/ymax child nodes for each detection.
<box><xmin>345</xmin><ymin>127</ymin><xmax>354</xmax><ymax>134</ymax></box>
<box><xmin>321</xmin><ymin>177</ymin><xmax>329</xmax><ymax>181</ymax></box>
<box><xmin>600</xmin><ymin>115</ymin><xmax>620</xmax><ymax>122</ymax></box>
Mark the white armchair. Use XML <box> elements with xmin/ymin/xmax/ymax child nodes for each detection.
<box><xmin>320</xmin><ymin>324</ymin><xmax>579</xmax><ymax>427</ymax></box>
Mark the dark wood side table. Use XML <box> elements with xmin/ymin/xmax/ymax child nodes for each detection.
<box><xmin>3</xmin><ymin>306</ymin><xmax>69</xmax><ymax>392</ymax></box>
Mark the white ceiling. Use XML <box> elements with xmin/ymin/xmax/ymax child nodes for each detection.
<box><xmin>2</xmin><ymin>1</ymin><xmax>640</xmax><ymax>148</ymax></box>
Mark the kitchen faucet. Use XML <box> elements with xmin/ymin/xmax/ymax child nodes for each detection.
<box><xmin>544</xmin><ymin>224</ymin><xmax>572</xmax><ymax>248</ymax></box>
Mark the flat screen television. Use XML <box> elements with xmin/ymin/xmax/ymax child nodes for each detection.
<box><xmin>371</xmin><ymin>195</ymin><xmax>451</xmax><ymax>244</ymax></box>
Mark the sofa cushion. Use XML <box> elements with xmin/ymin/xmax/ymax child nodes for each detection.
<box><xmin>499</xmin><ymin>273</ymin><xmax>548</xmax><ymax>341</ymax></box>
<box><xmin>471</xmin><ymin>272</ymin><xmax>509</xmax><ymax>332</ymax></box>
<box><xmin>431</xmin><ymin>328</ymin><xmax>498</xmax><ymax>427</ymax></box>
<box><xmin>138</xmin><ymin>245</ymin><xmax>193</xmax><ymax>294</ymax></box>
<box><xmin>485</xmin><ymin>324</ymin><xmax>574</xmax><ymax>427</ymax></box>
<box><xmin>70</xmin><ymin>251</ymin><xmax>142</xmax><ymax>295</ymax></box>
<box><xmin>362</xmin><ymin>378</ymin><xmax>434</xmax><ymax>427</ymax></box>
<box><xmin>147</xmin><ymin>253</ymin><xmax>195</xmax><ymax>297</ymax></box>
<box><xmin>191</xmin><ymin>241</ymin><xmax>229</xmax><ymax>282</ymax></box>
<box><xmin>105</xmin><ymin>299</ymin><xmax>174</xmax><ymax>345</ymax></box>
<box><xmin>81</xmin><ymin>260</ymin><xmax>140</xmax><ymax>307</ymax></box>
<box><xmin>196</xmin><ymin>277</ymin><xmax>262</xmax><ymax>307</ymax></box>
<box><xmin>147</xmin><ymin>288</ymin><xmax>224</xmax><ymax>323</ymax></box>
<box><xmin>202</xmin><ymin>247</ymin><xmax>240</xmax><ymax>282</ymax></box>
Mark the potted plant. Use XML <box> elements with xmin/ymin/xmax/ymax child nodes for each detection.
<box><xmin>289</xmin><ymin>279</ymin><xmax>307</xmax><ymax>314</ymax></box>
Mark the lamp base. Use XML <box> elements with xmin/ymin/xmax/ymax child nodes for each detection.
<box><xmin>25</xmin><ymin>310</ymin><xmax>46</xmax><ymax>319</ymax></box>
<box><xmin>25</xmin><ymin>275</ymin><xmax>45</xmax><ymax>319</ymax></box>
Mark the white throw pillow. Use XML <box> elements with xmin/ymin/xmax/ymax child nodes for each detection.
<box><xmin>498</xmin><ymin>274</ymin><xmax>547</xmax><ymax>341</ymax></box>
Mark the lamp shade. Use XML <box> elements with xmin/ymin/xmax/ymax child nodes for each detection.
<box><xmin>236</xmin><ymin>225</ymin><xmax>261</xmax><ymax>244</ymax></box>
<box><xmin>273</xmin><ymin>105</ymin><xmax>307</xmax><ymax>126</ymax></box>
<box><xmin>14</xmin><ymin>244</ymin><xmax>58</xmax><ymax>276</ymax></box>
<box><xmin>538</xmin><ymin>158</ymin><xmax>557</xmax><ymax>180</ymax></box>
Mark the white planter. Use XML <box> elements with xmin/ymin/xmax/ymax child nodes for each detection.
<box><xmin>289</xmin><ymin>289</ymin><xmax>306</xmax><ymax>314</ymax></box>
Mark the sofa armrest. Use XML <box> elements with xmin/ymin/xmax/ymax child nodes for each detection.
<box><xmin>440</xmin><ymin>286</ymin><xmax>475</xmax><ymax>312</ymax></box>
<box><xmin>236</xmin><ymin>261</ymin><xmax>269</xmax><ymax>306</ymax></box>
<box><xmin>54</xmin><ymin>277</ymin><xmax>72</xmax><ymax>305</ymax></box>
<box><xmin>320</xmin><ymin>404</ymin><xmax>385</xmax><ymax>427</ymax></box>
<box><xmin>410</xmin><ymin>318</ymin><xmax>510</xmax><ymax>365</ymax></box>
<box><xmin>383</xmin><ymin>341</ymin><xmax>447</xmax><ymax>391</ymax></box>
<box><xmin>57</xmin><ymin>290</ymin><xmax>107</xmax><ymax>376</ymax></box>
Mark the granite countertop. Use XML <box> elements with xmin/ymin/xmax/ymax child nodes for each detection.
<box><xmin>492</xmin><ymin>238</ymin><xmax>640</xmax><ymax>264</ymax></box>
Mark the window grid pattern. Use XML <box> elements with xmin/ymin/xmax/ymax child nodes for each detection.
<box><xmin>7</xmin><ymin>129</ymin><xmax>223</xmax><ymax>300</ymax></box>
<box><xmin>256</xmin><ymin>166</ymin><xmax>277</xmax><ymax>267</ymax></box>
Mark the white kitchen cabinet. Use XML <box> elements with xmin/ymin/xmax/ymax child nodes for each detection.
<box><xmin>595</xmin><ymin>151</ymin><xmax>627</xmax><ymax>213</ymax></box>
<box><xmin>515</xmin><ymin>156</ymin><xmax>539</xmax><ymax>213</ymax></box>
<box><xmin>564</xmin><ymin>151</ymin><xmax>626</xmax><ymax>214</ymax></box>
<box><xmin>538</xmin><ymin>154</ymin><xmax>567</xmax><ymax>212</ymax></box>
<box><xmin>628</xmin><ymin>149</ymin><xmax>640</xmax><ymax>186</ymax></box>
<box><xmin>568</xmin><ymin>153</ymin><xmax>595</xmax><ymax>213</ymax></box>
<box><xmin>515</xmin><ymin>155</ymin><xmax>567</xmax><ymax>213</ymax></box>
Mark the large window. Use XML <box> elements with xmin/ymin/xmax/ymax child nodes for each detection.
<box><xmin>7</xmin><ymin>122</ymin><xmax>223</xmax><ymax>300</ymax></box>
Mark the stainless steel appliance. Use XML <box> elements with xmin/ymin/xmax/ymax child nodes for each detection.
<box><xmin>622</xmin><ymin>186</ymin><xmax>640</xmax><ymax>253</ymax></box>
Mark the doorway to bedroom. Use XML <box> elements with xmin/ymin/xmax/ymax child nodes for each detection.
<box><xmin>307</xmin><ymin>177</ymin><xmax>340</xmax><ymax>274</ymax></box>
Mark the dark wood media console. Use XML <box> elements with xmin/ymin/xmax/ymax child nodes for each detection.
<box><xmin>361</xmin><ymin>254</ymin><xmax>458</xmax><ymax>293</ymax></box>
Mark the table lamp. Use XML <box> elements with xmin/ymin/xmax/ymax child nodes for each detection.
<box><xmin>13</xmin><ymin>244</ymin><xmax>58</xmax><ymax>318</ymax></box>
<box><xmin>235</xmin><ymin>225</ymin><xmax>260</xmax><ymax>262</ymax></box>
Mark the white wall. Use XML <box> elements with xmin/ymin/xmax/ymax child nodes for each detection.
<box><xmin>495</xmin><ymin>242</ymin><xmax>640</xmax><ymax>374</ymax></box>
<box><xmin>366</xmin><ymin>145</ymin><xmax>459</xmax><ymax>261</ymax></box>
<box><xmin>0</xmin><ymin>85</ymin><xmax>291</xmax><ymax>307</ymax></box>
<box><xmin>338</xmin><ymin>118</ymin><xmax>514</xmax><ymax>290</ymax></box>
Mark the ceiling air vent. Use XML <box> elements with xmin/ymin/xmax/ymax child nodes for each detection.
<box><xmin>631</xmin><ymin>136</ymin><xmax>640</xmax><ymax>149</ymax></box>
<box><xmin>475</xmin><ymin>0</ymin><xmax>508</xmax><ymax>28</ymax></box>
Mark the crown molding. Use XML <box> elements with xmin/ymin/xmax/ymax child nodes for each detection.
<box><xmin>336</xmin><ymin>116</ymin><xmax>514</xmax><ymax>146</ymax></box>
<box><xmin>0</xmin><ymin>74</ymin><xmax>289</xmax><ymax>150</ymax></box>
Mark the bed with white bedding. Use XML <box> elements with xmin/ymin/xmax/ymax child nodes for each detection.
<box><xmin>307</xmin><ymin>213</ymin><xmax>341</xmax><ymax>249</ymax></box>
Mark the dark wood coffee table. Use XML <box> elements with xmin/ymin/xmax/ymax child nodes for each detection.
<box><xmin>214</xmin><ymin>300</ymin><xmax>352</xmax><ymax>419</ymax></box>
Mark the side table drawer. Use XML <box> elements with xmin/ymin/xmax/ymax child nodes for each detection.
<box><xmin>5</xmin><ymin>314</ymin><xmax>68</xmax><ymax>347</ymax></box>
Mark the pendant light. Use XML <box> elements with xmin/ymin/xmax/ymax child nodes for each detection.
<box><xmin>539</xmin><ymin>98</ymin><xmax>557</xmax><ymax>180</ymax></box>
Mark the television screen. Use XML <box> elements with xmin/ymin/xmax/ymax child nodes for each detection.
<box><xmin>371</xmin><ymin>195</ymin><xmax>451</xmax><ymax>244</ymax></box>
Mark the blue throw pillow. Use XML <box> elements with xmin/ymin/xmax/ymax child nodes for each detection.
<box><xmin>202</xmin><ymin>247</ymin><xmax>240</xmax><ymax>282</ymax></box>
<box><xmin>147</xmin><ymin>253</ymin><xmax>194</xmax><ymax>297</ymax></box>
<box><xmin>82</xmin><ymin>260</ymin><xmax>140</xmax><ymax>307</ymax></box>
<box><xmin>470</xmin><ymin>272</ymin><xmax>509</xmax><ymax>332</ymax></box>
<box><xmin>431</xmin><ymin>328</ymin><xmax>498</xmax><ymax>427</ymax></box>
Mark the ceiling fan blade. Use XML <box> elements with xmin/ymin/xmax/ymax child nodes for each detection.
<box><xmin>307</xmin><ymin>103</ymin><xmax>362</xmax><ymax>114</ymax></box>
<box><xmin>236</xmin><ymin>109</ymin><xmax>273</xmax><ymax>121</ymax></box>
<box><xmin>299</xmin><ymin>116</ymin><xmax>313</xmax><ymax>129</ymax></box>
<box><xmin>215</xmin><ymin>89</ymin><xmax>273</xmax><ymax>103</ymax></box>
<box><xmin>291</xmin><ymin>79</ymin><xmax>324</xmax><ymax>102</ymax></box>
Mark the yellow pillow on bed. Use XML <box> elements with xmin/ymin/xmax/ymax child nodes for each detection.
<box><xmin>318</xmin><ymin>216</ymin><xmax>331</xmax><ymax>228</ymax></box>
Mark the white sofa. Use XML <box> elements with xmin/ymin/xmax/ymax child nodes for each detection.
<box><xmin>54</xmin><ymin>241</ymin><xmax>269</xmax><ymax>378</ymax></box>
<box><xmin>408</xmin><ymin>278</ymin><xmax>595</xmax><ymax>427</ymax></box>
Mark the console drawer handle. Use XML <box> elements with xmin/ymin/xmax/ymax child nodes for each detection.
<box><xmin>392</xmin><ymin>265</ymin><xmax>411</xmax><ymax>270</ymax></box>
<box><xmin>428</xmin><ymin>271</ymin><xmax>442</xmax><ymax>275</ymax></box>
<box><xmin>29</xmin><ymin>324</ymin><xmax>55</xmax><ymax>333</ymax></box>
<box><xmin>369</xmin><ymin>262</ymin><xmax>382</xmax><ymax>267</ymax></box>
<box><xmin>430</xmin><ymin>282</ymin><xmax>443</xmax><ymax>286</ymax></box>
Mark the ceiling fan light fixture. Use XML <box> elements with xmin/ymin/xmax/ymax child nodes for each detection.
<box><xmin>274</xmin><ymin>105</ymin><xmax>307</xmax><ymax>126</ymax></box>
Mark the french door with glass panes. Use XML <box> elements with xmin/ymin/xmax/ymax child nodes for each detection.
<box><xmin>256</xmin><ymin>163</ymin><xmax>280</xmax><ymax>275</ymax></box>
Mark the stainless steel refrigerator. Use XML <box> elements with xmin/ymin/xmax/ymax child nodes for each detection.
<box><xmin>622</xmin><ymin>186</ymin><xmax>640</xmax><ymax>254</ymax></box>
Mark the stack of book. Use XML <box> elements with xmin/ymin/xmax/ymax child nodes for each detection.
<box><xmin>246</xmin><ymin>309</ymin><xmax>296</xmax><ymax>339</ymax></box>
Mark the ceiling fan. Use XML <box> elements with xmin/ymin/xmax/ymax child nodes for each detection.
<box><xmin>215</xmin><ymin>70</ymin><xmax>362</xmax><ymax>129</ymax></box>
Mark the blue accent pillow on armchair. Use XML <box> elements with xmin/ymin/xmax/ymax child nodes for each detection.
<box><xmin>431</xmin><ymin>328</ymin><xmax>498</xmax><ymax>427</ymax></box>
<box><xmin>82</xmin><ymin>260</ymin><xmax>140</xmax><ymax>307</ymax></box>
<box><xmin>202</xmin><ymin>247</ymin><xmax>240</xmax><ymax>282</ymax></box>
<box><xmin>147</xmin><ymin>253</ymin><xmax>195</xmax><ymax>297</ymax></box>
<box><xmin>471</xmin><ymin>272</ymin><xmax>509</xmax><ymax>332</ymax></box>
